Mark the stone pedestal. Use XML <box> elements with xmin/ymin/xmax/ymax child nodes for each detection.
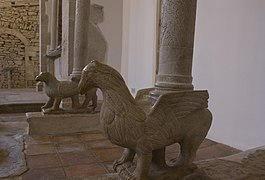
<box><xmin>26</xmin><ymin>112</ymin><xmax>100</xmax><ymax>135</ymax></box>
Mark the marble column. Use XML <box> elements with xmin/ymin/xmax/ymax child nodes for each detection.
<box><xmin>37</xmin><ymin>0</ymin><xmax>50</xmax><ymax>91</ymax></box>
<box><xmin>61</xmin><ymin>0</ymin><xmax>76</xmax><ymax>79</ymax></box>
<box><xmin>71</xmin><ymin>0</ymin><xmax>91</xmax><ymax>79</ymax></box>
<box><xmin>155</xmin><ymin>0</ymin><xmax>197</xmax><ymax>91</ymax></box>
<box><xmin>47</xmin><ymin>0</ymin><xmax>58</xmax><ymax>75</ymax></box>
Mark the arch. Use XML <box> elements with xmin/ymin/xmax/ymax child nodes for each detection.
<box><xmin>0</xmin><ymin>27</ymin><xmax>30</xmax><ymax>46</ymax></box>
<box><xmin>0</xmin><ymin>27</ymin><xmax>34</xmax><ymax>88</ymax></box>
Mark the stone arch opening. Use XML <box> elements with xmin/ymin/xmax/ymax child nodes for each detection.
<box><xmin>0</xmin><ymin>28</ymin><xmax>31</xmax><ymax>88</ymax></box>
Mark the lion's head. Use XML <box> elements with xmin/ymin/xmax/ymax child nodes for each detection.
<box><xmin>35</xmin><ymin>72</ymin><xmax>57</xmax><ymax>84</ymax></box>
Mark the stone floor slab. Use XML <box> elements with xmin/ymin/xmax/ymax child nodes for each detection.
<box><xmin>0</xmin><ymin>122</ymin><xmax>28</xmax><ymax>136</ymax></box>
<box><xmin>27</xmin><ymin>154</ymin><xmax>61</xmax><ymax>169</ymax></box>
<box><xmin>64</xmin><ymin>163</ymin><xmax>107</xmax><ymax>178</ymax></box>
<box><xmin>59</xmin><ymin>151</ymin><xmax>96</xmax><ymax>166</ymax></box>
<box><xmin>22</xmin><ymin>167</ymin><xmax>67</xmax><ymax>180</ymax></box>
<box><xmin>0</xmin><ymin>135</ymin><xmax>27</xmax><ymax>178</ymax></box>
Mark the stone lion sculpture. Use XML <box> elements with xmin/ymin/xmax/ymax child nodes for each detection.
<box><xmin>79</xmin><ymin>60</ymin><xmax>212</xmax><ymax>180</ymax></box>
<box><xmin>35</xmin><ymin>72</ymin><xmax>97</xmax><ymax>112</ymax></box>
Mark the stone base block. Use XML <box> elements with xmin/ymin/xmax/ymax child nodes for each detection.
<box><xmin>26</xmin><ymin>112</ymin><xmax>101</xmax><ymax>135</ymax></box>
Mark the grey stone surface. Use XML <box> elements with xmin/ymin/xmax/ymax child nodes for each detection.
<box><xmin>26</xmin><ymin>112</ymin><xmax>100</xmax><ymax>135</ymax></box>
<box><xmin>0</xmin><ymin>135</ymin><xmax>27</xmax><ymax>178</ymax></box>
<box><xmin>0</xmin><ymin>114</ymin><xmax>27</xmax><ymax>178</ymax></box>
<box><xmin>79</xmin><ymin>61</ymin><xmax>212</xmax><ymax>180</ymax></box>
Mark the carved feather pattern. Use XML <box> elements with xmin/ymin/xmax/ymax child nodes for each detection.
<box><xmin>151</xmin><ymin>90</ymin><xmax>209</xmax><ymax>118</ymax></box>
<box><xmin>137</xmin><ymin>90</ymin><xmax>210</xmax><ymax>151</ymax></box>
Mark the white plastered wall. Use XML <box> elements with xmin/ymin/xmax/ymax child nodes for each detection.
<box><xmin>121</xmin><ymin>0</ymin><xmax>158</xmax><ymax>96</ymax></box>
<box><xmin>193</xmin><ymin>0</ymin><xmax>265</xmax><ymax>150</ymax></box>
<box><xmin>92</xmin><ymin>0</ymin><xmax>123</xmax><ymax>71</ymax></box>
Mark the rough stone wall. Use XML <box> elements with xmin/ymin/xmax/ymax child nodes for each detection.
<box><xmin>0</xmin><ymin>0</ymin><xmax>39</xmax><ymax>88</ymax></box>
<box><xmin>0</xmin><ymin>34</ymin><xmax>26</xmax><ymax>88</ymax></box>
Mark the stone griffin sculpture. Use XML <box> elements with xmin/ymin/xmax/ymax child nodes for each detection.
<box><xmin>35</xmin><ymin>72</ymin><xmax>97</xmax><ymax>112</ymax></box>
<box><xmin>79</xmin><ymin>60</ymin><xmax>212</xmax><ymax>180</ymax></box>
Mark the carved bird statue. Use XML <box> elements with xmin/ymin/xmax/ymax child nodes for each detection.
<box><xmin>79</xmin><ymin>60</ymin><xmax>212</xmax><ymax>180</ymax></box>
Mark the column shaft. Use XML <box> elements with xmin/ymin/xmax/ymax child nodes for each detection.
<box><xmin>155</xmin><ymin>0</ymin><xmax>197</xmax><ymax>91</ymax></box>
<box><xmin>71</xmin><ymin>0</ymin><xmax>90</xmax><ymax>79</ymax></box>
<box><xmin>47</xmin><ymin>0</ymin><xmax>58</xmax><ymax>75</ymax></box>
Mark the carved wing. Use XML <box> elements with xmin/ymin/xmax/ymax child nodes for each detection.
<box><xmin>135</xmin><ymin>88</ymin><xmax>155</xmax><ymax>102</ymax></box>
<box><xmin>135</xmin><ymin>88</ymin><xmax>155</xmax><ymax>114</ymax></box>
<box><xmin>142</xmin><ymin>90</ymin><xmax>209</xmax><ymax>149</ymax></box>
<box><xmin>149</xmin><ymin>90</ymin><xmax>209</xmax><ymax>118</ymax></box>
<box><xmin>57</xmin><ymin>81</ymin><xmax>79</xmax><ymax>97</ymax></box>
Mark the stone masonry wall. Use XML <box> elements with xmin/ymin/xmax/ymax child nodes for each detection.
<box><xmin>0</xmin><ymin>34</ymin><xmax>26</xmax><ymax>88</ymax></box>
<box><xmin>0</xmin><ymin>0</ymin><xmax>39</xmax><ymax>88</ymax></box>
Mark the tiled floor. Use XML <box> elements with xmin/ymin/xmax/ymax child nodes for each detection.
<box><xmin>0</xmin><ymin>110</ymin><xmax>241</xmax><ymax>180</ymax></box>
<box><xmin>22</xmin><ymin>130</ymin><xmax>241</xmax><ymax>180</ymax></box>
<box><xmin>23</xmin><ymin>131</ymin><xmax>122</xmax><ymax>180</ymax></box>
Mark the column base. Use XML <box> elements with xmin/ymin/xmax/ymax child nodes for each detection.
<box><xmin>149</xmin><ymin>86</ymin><xmax>194</xmax><ymax>100</ymax></box>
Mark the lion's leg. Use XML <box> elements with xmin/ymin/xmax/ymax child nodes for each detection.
<box><xmin>42</xmin><ymin>97</ymin><xmax>54</xmax><ymax>109</ymax></box>
<box><xmin>52</xmin><ymin>97</ymin><xmax>62</xmax><ymax>110</ymax></box>
<box><xmin>174</xmin><ymin>135</ymin><xmax>205</xmax><ymax>176</ymax></box>
<box><xmin>152</xmin><ymin>148</ymin><xmax>167</xmax><ymax>168</ymax></box>
<box><xmin>91</xmin><ymin>92</ymin><xmax>97</xmax><ymax>110</ymax></box>
<box><xmin>81</xmin><ymin>94</ymin><xmax>91</xmax><ymax>108</ymax></box>
<box><xmin>130</xmin><ymin>152</ymin><xmax>152</xmax><ymax>180</ymax></box>
<box><xmin>82</xmin><ymin>88</ymin><xmax>97</xmax><ymax>110</ymax></box>
<box><xmin>113</xmin><ymin>148</ymin><xmax>135</xmax><ymax>171</ymax></box>
<box><xmin>173</xmin><ymin>109</ymin><xmax>211</xmax><ymax>171</ymax></box>
<box><xmin>71</xmin><ymin>95</ymin><xmax>80</xmax><ymax>109</ymax></box>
